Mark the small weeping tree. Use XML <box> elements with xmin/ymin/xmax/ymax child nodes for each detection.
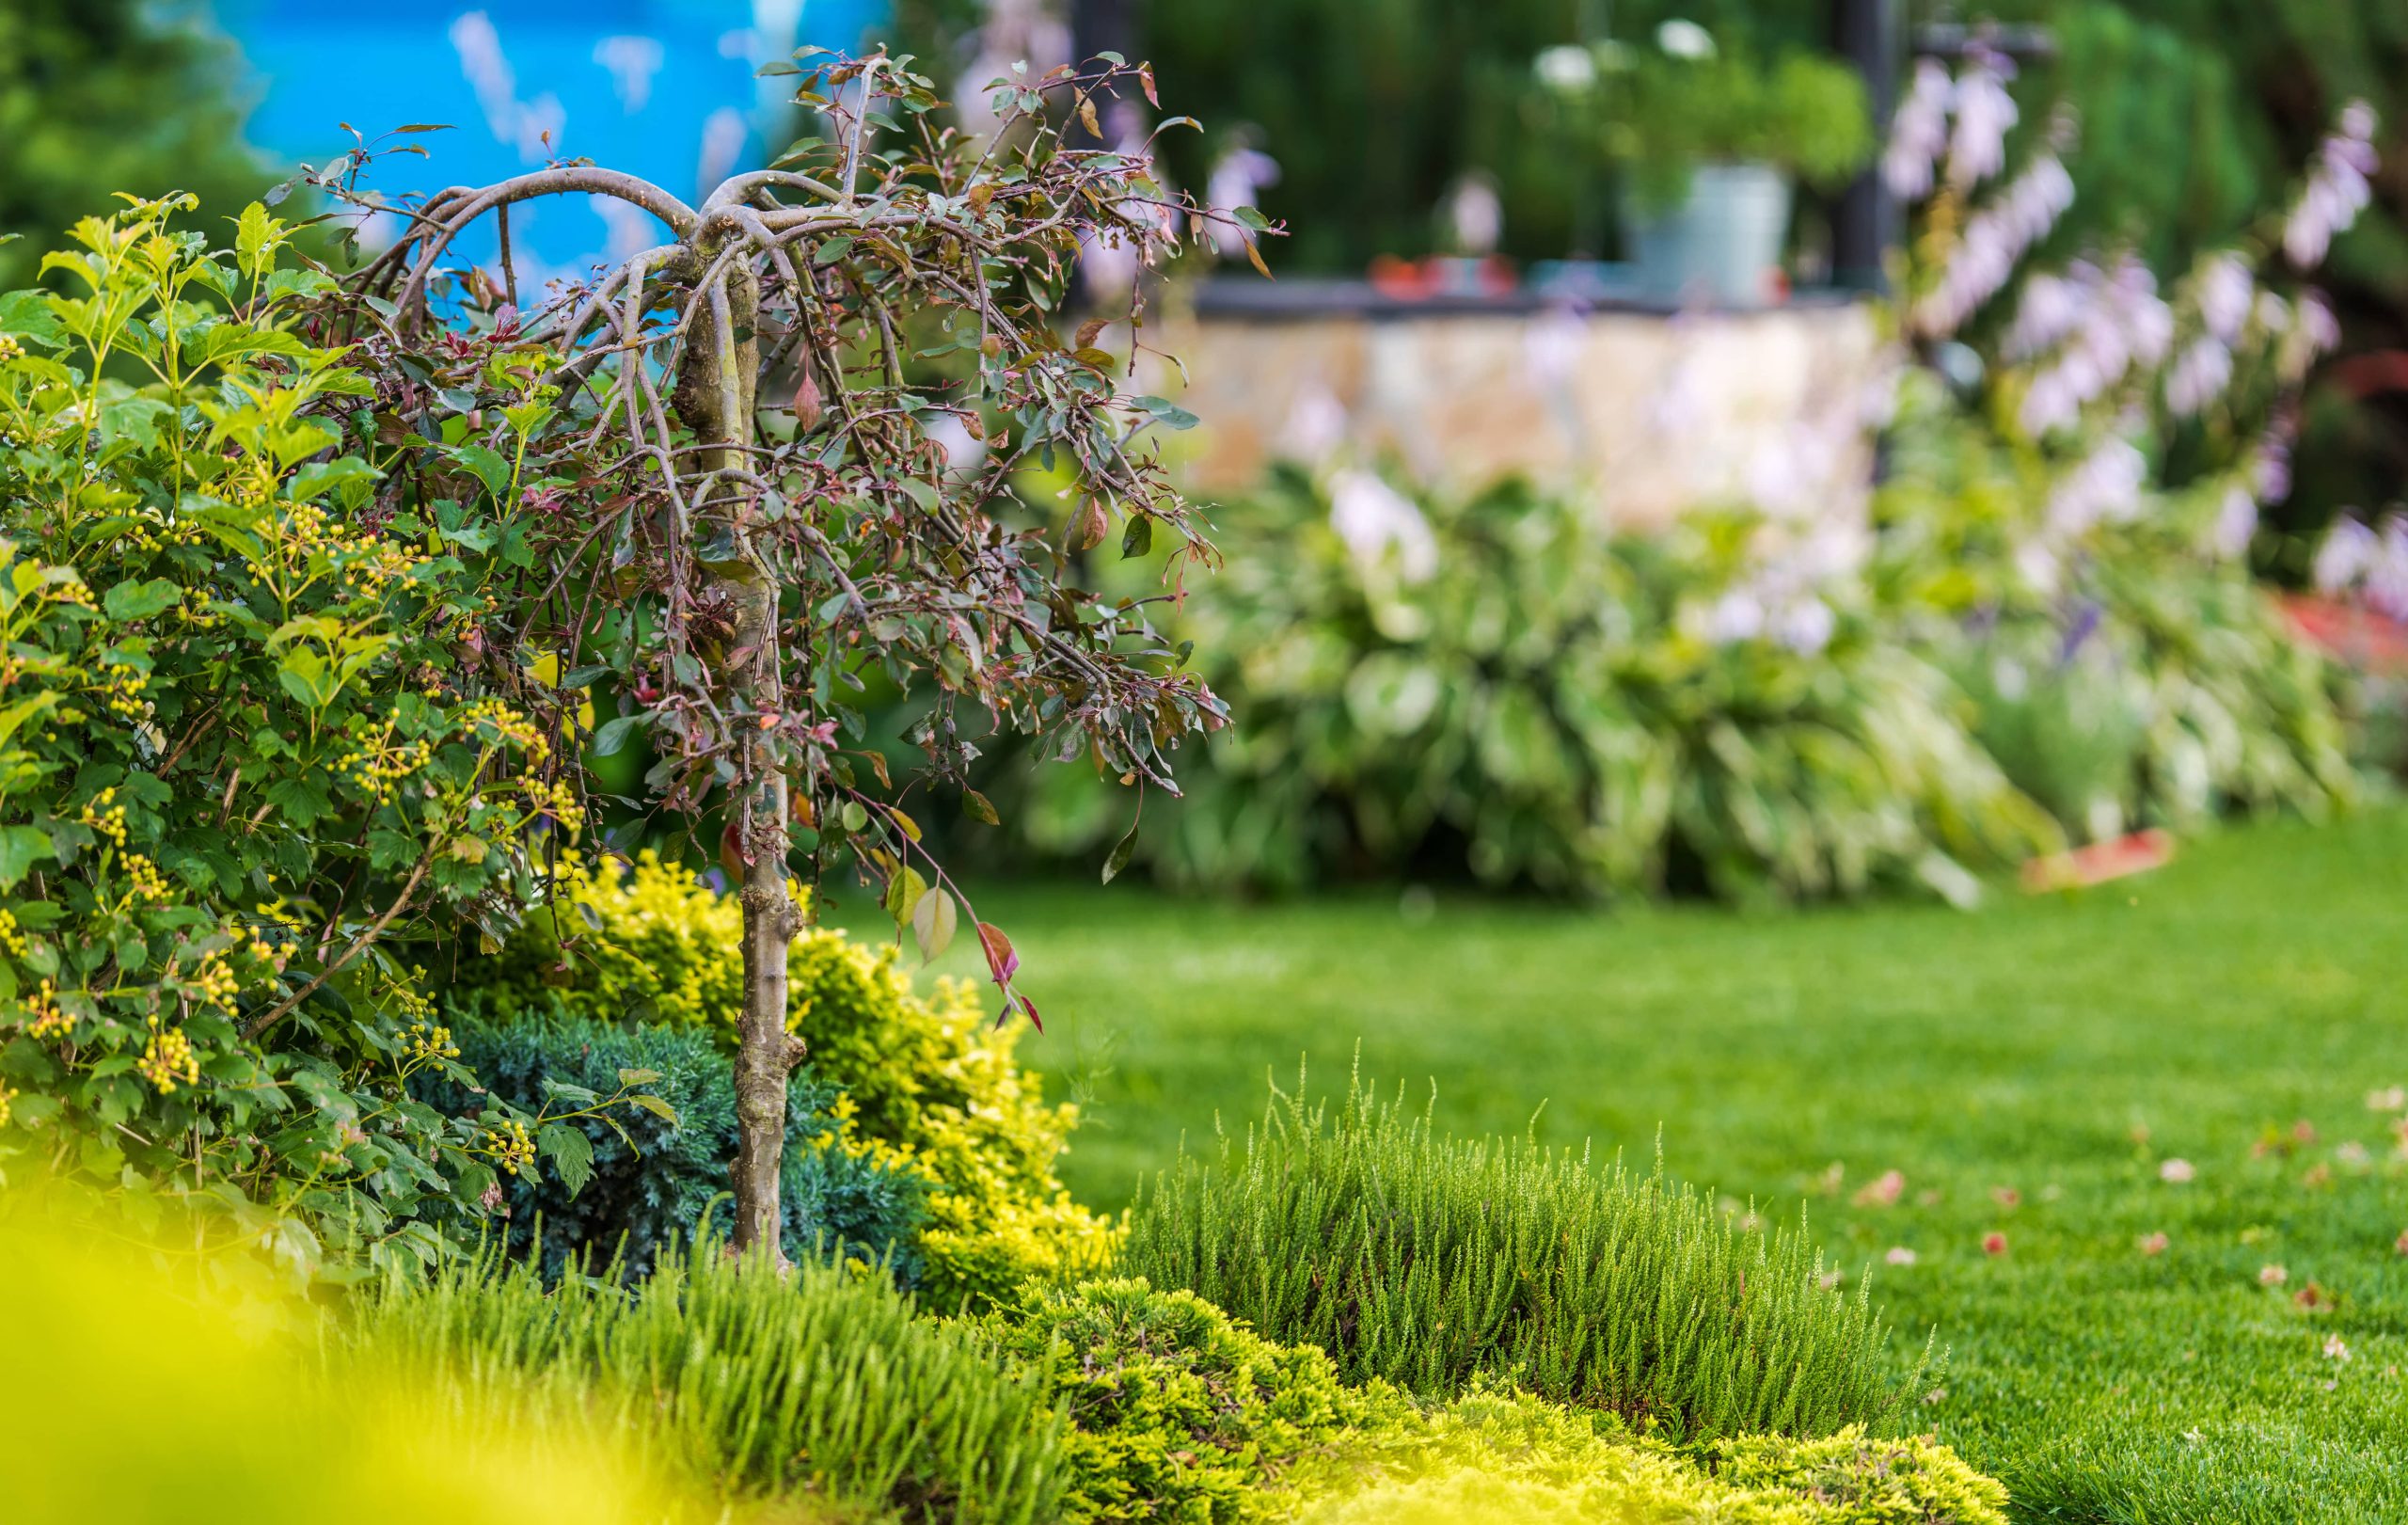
<box><xmin>314</xmin><ymin>51</ymin><xmax>1249</xmax><ymax>1255</ymax></box>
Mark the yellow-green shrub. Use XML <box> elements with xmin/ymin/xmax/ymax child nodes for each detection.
<box><xmin>450</xmin><ymin>850</ymin><xmax>1116</xmax><ymax>1307</ymax></box>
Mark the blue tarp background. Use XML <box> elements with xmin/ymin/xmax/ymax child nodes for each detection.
<box><xmin>214</xmin><ymin>1</ymin><xmax>887</xmax><ymax>285</ymax></box>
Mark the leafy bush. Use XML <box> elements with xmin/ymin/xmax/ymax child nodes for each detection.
<box><xmin>0</xmin><ymin>196</ymin><xmax>612</xmax><ymax>1271</ymax></box>
<box><xmin>356</xmin><ymin>1235</ymin><xmax>1069</xmax><ymax>1525</ymax></box>
<box><xmin>1010</xmin><ymin>473</ymin><xmax>2055</xmax><ymax>903</ymax></box>
<box><xmin>988</xmin><ymin>1277</ymin><xmax>1414</xmax><ymax>1524</ymax></box>
<box><xmin>1876</xmin><ymin>373</ymin><xmax>2358</xmax><ymax>840</ymax></box>
<box><xmin>1293</xmin><ymin>1388</ymin><xmax>2006</xmax><ymax>1524</ymax></box>
<box><xmin>1548</xmin><ymin>31</ymin><xmax>1875</xmax><ymax>208</ymax></box>
<box><xmin>1122</xmin><ymin>1075</ymin><xmax>1923</xmax><ymax>1445</ymax></box>
<box><xmin>432</xmin><ymin>1014</ymin><xmax>929</xmax><ymax>1282</ymax></box>
<box><xmin>1709</xmin><ymin>1427</ymin><xmax>2012</xmax><ymax>1524</ymax></box>
<box><xmin>448</xmin><ymin>851</ymin><xmax>1117</xmax><ymax>1309</ymax></box>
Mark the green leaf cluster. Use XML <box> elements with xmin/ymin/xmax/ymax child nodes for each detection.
<box><xmin>0</xmin><ymin>194</ymin><xmax>662</xmax><ymax>1274</ymax></box>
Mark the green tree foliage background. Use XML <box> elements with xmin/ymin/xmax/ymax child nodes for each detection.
<box><xmin>0</xmin><ymin>0</ymin><xmax>271</xmax><ymax>289</ymax></box>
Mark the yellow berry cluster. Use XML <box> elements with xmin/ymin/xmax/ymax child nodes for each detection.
<box><xmin>121</xmin><ymin>852</ymin><xmax>172</xmax><ymax>906</ymax></box>
<box><xmin>458</xmin><ymin>697</ymin><xmax>550</xmax><ymax>762</ymax></box>
<box><xmin>391</xmin><ymin>970</ymin><xmax>436</xmax><ymax>1026</ymax></box>
<box><xmin>0</xmin><ymin>1082</ymin><xmax>16</xmax><ymax>1129</ymax></box>
<box><xmin>175</xmin><ymin>587</ymin><xmax>224</xmax><ymax>628</ymax></box>
<box><xmin>220</xmin><ymin>469</ymin><xmax>277</xmax><ymax>510</ymax></box>
<box><xmin>405</xmin><ymin>1019</ymin><xmax>460</xmax><ymax>1063</ymax></box>
<box><xmin>24</xmin><ymin>980</ymin><xmax>70</xmax><ymax>1040</ymax></box>
<box><xmin>188</xmin><ymin>951</ymin><xmax>239</xmax><ymax>1013</ymax></box>
<box><xmin>138</xmin><ymin>1016</ymin><xmax>201</xmax><ymax>1094</ymax></box>
<box><xmin>522</xmin><ymin>776</ymin><xmax>586</xmax><ymax>831</ymax></box>
<box><xmin>0</xmin><ymin>334</ymin><xmax>23</xmax><ymax>363</ymax></box>
<box><xmin>335</xmin><ymin>537</ymin><xmax>427</xmax><ymax>600</ymax></box>
<box><xmin>338</xmin><ymin>726</ymin><xmax>433</xmax><ymax>807</ymax></box>
<box><xmin>77</xmin><ymin>788</ymin><xmax>129</xmax><ymax>846</ymax></box>
<box><xmin>0</xmin><ymin>908</ymin><xmax>26</xmax><ymax>959</ymax></box>
<box><xmin>483</xmin><ymin>1118</ymin><xmax>537</xmax><ymax>1176</ymax></box>
<box><xmin>92</xmin><ymin>660</ymin><xmax>149</xmax><ymax>719</ymax></box>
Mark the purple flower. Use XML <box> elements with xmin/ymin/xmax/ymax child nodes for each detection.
<box><xmin>1885</xmin><ymin>59</ymin><xmax>1955</xmax><ymax>200</ymax></box>
<box><xmin>1946</xmin><ymin>54</ymin><xmax>2020</xmax><ymax>191</ymax></box>
<box><xmin>2164</xmin><ymin>336</ymin><xmax>2234</xmax><ymax>418</ymax></box>
<box><xmin>2197</xmin><ymin>254</ymin><xmax>2254</xmax><ymax>344</ymax></box>
<box><xmin>2313</xmin><ymin>516</ymin><xmax>2378</xmax><ymax>596</ymax></box>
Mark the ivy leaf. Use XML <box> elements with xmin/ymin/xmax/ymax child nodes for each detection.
<box><xmin>536</xmin><ymin>1122</ymin><xmax>594</xmax><ymax>1199</ymax></box>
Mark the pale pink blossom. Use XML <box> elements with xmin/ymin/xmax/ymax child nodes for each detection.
<box><xmin>2159</xmin><ymin>1157</ymin><xmax>2195</xmax><ymax>1183</ymax></box>
<box><xmin>1946</xmin><ymin>53</ymin><xmax>2020</xmax><ymax>191</ymax></box>
<box><xmin>1885</xmin><ymin>58</ymin><xmax>1955</xmax><ymax>200</ymax></box>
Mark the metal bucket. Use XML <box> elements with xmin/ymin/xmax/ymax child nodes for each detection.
<box><xmin>1621</xmin><ymin>164</ymin><xmax>1793</xmax><ymax>308</ymax></box>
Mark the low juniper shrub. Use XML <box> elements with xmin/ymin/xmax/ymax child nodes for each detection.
<box><xmin>1122</xmin><ymin>1073</ymin><xmax>1926</xmax><ymax>1444</ymax></box>
<box><xmin>987</xmin><ymin>1277</ymin><xmax>1414</xmax><ymax>1524</ymax></box>
<box><xmin>426</xmin><ymin>1014</ymin><xmax>929</xmax><ymax>1281</ymax></box>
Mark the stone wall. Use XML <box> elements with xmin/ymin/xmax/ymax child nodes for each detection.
<box><xmin>1136</xmin><ymin>289</ymin><xmax>1892</xmax><ymax>529</ymax></box>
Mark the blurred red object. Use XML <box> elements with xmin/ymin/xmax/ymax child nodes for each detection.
<box><xmin>1366</xmin><ymin>255</ymin><xmax>1517</xmax><ymax>301</ymax></box>
<box><xmin>2279</xmin><ymin>593</ymin><xmax>2408</xmax><ymax>675</ymax></box>
<box><xmin>2020</xmin><ymin>829</ymin><xmax>2176</xmax><ymax>893</ymax></box>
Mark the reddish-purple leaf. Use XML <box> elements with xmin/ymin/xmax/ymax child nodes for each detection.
<box><xmin>976</xmin><ymin>921</ymin><xmax>1019</xmax><ymax>986</ymax></box>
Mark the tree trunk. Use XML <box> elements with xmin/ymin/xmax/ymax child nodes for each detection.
<box><xmin>677</xmin><ymin>257</ymin><xmax>804</xmax><ymax>1261</ymax></box>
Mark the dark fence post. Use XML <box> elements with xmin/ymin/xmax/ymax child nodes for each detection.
<box><xmin>1830</xmin><ymin>0</ymin><xmax>1900</xmax><ymax>293</ymax></box>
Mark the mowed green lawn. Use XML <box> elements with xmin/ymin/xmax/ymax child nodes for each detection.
<box><xmin>841</xmin><ymin>812</ymin><xmax>2408</xmax><ymax>1522</ymax></box>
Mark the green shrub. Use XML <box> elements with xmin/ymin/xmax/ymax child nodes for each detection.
<box><xmin>1005</xmin><ymin>473</ymin><xmax>2056</xmax><ymax>903</ymax></box>
<box><xmin>446</xmin><ymin>851</ymin><xmax>1117</xmax><ymax>1309</ymax></box>
<box><xmin>1292</xmin><ymin>1386</ymin><xmax>2006</xmax><ymax>1524</ymax></box>
<box><xmin>1875</xmin><ymin>373</ymin><xmax>2358</xmax><ymax>840</ymax></box>
<box><xmin>988</xmin><ymin>1277</ymin><xmax>1416</xmax><ymax>1523</ymax></box>
<box><xmin>1709</xmin><ymin>1428</ymin><xmax>2012</xmax><ymax>1524</ymax></box>
<box><xmin>1122</xmin><ymin>1075</ymin><xmax>1923</xmax><ymax>1444</ymax></box>
<box><xmin>355</xmin><ymin>1236</ymin><xmax>1068</xmax><ymax>1525</ymax></box>
<box><xmin>0</xmin><ymin>195</ymin><xmax>621</xmax><ymax>1274</ymax></box>
<box><xmin>431</xmin><ymin>1014</ymin><xmax>930</xmax><ymax>1281</ymax></box>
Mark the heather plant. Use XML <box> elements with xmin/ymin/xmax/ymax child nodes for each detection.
<box><xmin>355</xmin><ymin>1232</ymin><xmax>1069</xmax><ymax>1524</ymax></box>
<box><xmin>1122</xmin><ymin>1073</ymin><xmax>1924</xmax><ymax>1445</ymax></box>
<box><xmin>448</xmin><ymin>850</ymin><xmax>1116</xmax><ymax>1308</ymax></box>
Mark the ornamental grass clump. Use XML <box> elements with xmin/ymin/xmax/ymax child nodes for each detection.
<box><xmin>1123</xmin><ymin>1075</ymin><xmax>1925</xmax><ymax>1444</ymax></box>
<box><xmin>356</xmin><ymin>1235</ymin><xmax>1068</xmax><ymax>1525</ymax></box>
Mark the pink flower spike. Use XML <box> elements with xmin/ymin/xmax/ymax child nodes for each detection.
<box><xmin>1885</xmin><ymin>1247</ymin><xmax>1918</xmax><ymax>1267</ymax></box>
<box><xmin>2138</xmin><ymin>1232</ymin><xmax>2169</xmax><ymax>1257</ymax></box>
<box><xmin>2259</xmin><ymin>1264</ymin><xmax>2289</xmax><ymax>1287</ymax></box>
<box><xmin>2160</xmin><ymin>1158</ymin><xmax>2195</xmax><ymax>1183</ymax></box>
<box><xmin>1982</xmin><ymin>1231</ymin><xmax>2008</xmax><ymax>1257</ymax></box>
